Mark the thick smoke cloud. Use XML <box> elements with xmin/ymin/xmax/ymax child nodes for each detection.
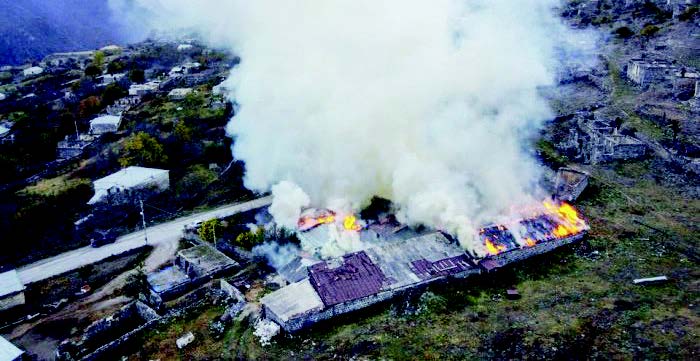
<box><xmin>113</xmin><ymin>0</ymin><xmax>588</xmax><ymax>256</ymax></box>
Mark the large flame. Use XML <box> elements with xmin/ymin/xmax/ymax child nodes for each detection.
<box><xmin>298</xmin><ymin>212</ymin><xmax>336</xmax><ymax>230</ymax></box>
<box><xmin>542</xmin><ymin>200</ymin><xmax>587</xmax><ymax>239</ymax></box>
<box><xmin>480</xmin><ymin>200</ymin><xmax>588</xmax><ymax>256</ymax></box>
<box><xmin>343</xmin><ymin>215</ymin><xmax>362</xmax><ymax>231</ymax></box>
<box><xmin>485</xmin><ymin>238</ymin><xmax>507</xmax><ymax>255</ymax></box>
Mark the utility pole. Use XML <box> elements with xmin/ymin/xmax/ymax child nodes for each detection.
<box><xmin>73</xmin><ymin>119</ymin><xmax>80</xmax><ymax>140</ymax></box>
<box><xmin>139</xmin><ymin>199</ymin><xmax>148</xmax><ymax>244</ymax></box>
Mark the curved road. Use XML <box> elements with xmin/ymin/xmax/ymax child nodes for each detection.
<box><xmin>17</xmin><ymin>196</ymin><xmax>272</xmax><ymax>285</ymax></box>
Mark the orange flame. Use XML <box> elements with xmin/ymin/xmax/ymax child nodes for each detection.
<box><xmin>523</xmin><ymin>238</ymin><xmax>537</xmax><ymax>247</ymax></box>
<box><xmin>343</xmin><ymin>215</ymin><xmax>361</xmax><ymax>231</ymax></box>
<box><xmin>298</xmin><ymin>214</ymin><xmax>335</xmax><ymax>229</ymax></box>
<box><xmin>543</xmin><ymin>200</ymin><xmax>587</xmax><ymax>239</ymax></box>
<box><xmin>485</xmin><ymin>238</ymin><xmax>507</xmax><ymax>255</ymax></box>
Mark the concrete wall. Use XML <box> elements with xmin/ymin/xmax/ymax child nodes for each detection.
<box><xmin>0</xmin><ymin>292</ymin><xmax>25</xmax><ymax>312</ymax></box>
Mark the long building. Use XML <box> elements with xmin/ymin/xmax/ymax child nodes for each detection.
<box><xmin>262</xmin><ymin>204</ymin><xmax>589</xmax><ymax>332</ymax></box>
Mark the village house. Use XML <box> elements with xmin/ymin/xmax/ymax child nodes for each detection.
<box><xmin>128</xmin><ymin>81</ymin><xmax>160</xmax><ymax>96</ymax></box>
<box><xmin>88</xmin><ymin>166</ymin><xmax>170</xmax><ymax>205</ymax></box>
<box><xmin>146</xmin><ymin>244</ymin><xmax>239</xmax><ymax>305</ymax></box>
<box><xmin>0</xmin><ymin>270</ymin><xmax>25</xmax><ymax>313</ymax></box>
<box><xmin>42</xmin><ymin>50</ymin><xmax>94</xmax><ymax>68</ymax></box>
<box><xmin>106</xmin><ymin>96</ymin><xmax>141</xmax><ymax>115</ymax></box>
<box><xmin>89</xmin><ymin>114</ymin><xmax>122</xmax><ymax>134</ymax></box>
<box><xmin>168</xmin><ymin>62</ymin><xmax>201</xmax><ymax>78</ymax></box>
<box><xmin>168</xmin><ymin>88</ymin><xmax>193</xmax><ymax>100</ymax></box>
<box><xmin>56</xmin><ymin>134</ymin><xmax>95</xmax><ymax>159</ymax></box>
<box><xmin>98</xmin><ymin>73</ymin><xmax>126</xmax><ymax>86</ymax></box>
<box><xmin>22</xmin><ymin>66</ymin><xmax>44</xmax><ymax>78</ymax></box>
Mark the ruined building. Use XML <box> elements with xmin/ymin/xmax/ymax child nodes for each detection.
<box><xmin>262</xmin><ymin>202</ymin><xmax>589</xmax><ymax>333</ymax></box>
<box><xmin>626</xmin><ymin>59</ymin><xmax>676</xmax><ymax>88</ymax></box>
<box><xmin>559</xmin><ymin>117</ymin><xmax>647</xmax><ymax>164</ymax></box>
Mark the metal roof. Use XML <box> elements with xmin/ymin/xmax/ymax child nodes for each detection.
<box><xmin>0</xmin><ymin>270</ymin><xmax>24</xmax><ymax>298</ymax></box>
<box><xmin>261</xmin><ymin>279</ymin><xmax>323</xmax><ymax>322</ymax></box>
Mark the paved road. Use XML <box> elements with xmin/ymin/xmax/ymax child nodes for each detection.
<box><xmin>17</xmin><ymin>196</ymin><xmax>272</xmax><ymax>285</ymax></box>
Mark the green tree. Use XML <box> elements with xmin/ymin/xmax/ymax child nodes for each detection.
<box><xmin>93</xmin><ymin>51</ymin><xmax>105</xmax><ymax>67</ymax></box>
<box><xmin>119</xmin><ymin>132</ymin><xmax>168</xmax><ymax>167</ymax></box>
<box><xmin>176</xmin><ymin>165</ymin><xmax>217</xmax><ymax>200</ymax></box>
<box><xmin>101</xmin><ymin>83</ymin><xmax>127</xmax><ymax>106</ymax></box>
<box><xmin>129</xmin><ymin>68</ymin><xmax>145</xmax><ymax>83</ymax></box>
<box><xmin>174</xmin><ymin>120</ymin><xmax>195</xmax><ymax>142</ymax></box>
<box><xmin>198</xmin><ymin>218</ymin><xmax>222</xmax><ymax>243</ymax></box>
<box><xmin>84</xmin><ymin>64</ymin><xmax>101</xmax><ymax>78</ymax></box>
<box><xmin>107</xmin><ymin>60</ymin><xmax>125</xmax><ymax>74</ymax></box>
<box><xmin>234</xmin><ymin>228</ymin><xmax>265</xmax><ymax>249</ymax></box>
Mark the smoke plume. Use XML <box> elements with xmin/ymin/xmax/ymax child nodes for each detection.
<box><xmin>112</xmin><ymin>0</ymin><xmax>590</xmax><ymax>256</ymax></box>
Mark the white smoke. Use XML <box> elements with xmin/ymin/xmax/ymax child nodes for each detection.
<box><xmin>112</xmin><ymin>0</ymin><xmax>592</xmax><ymax>256</ymax></box>
<box><xmin>252</xmin><ymin>241</ymin><xmax>300</xmax><ymax>270</ymax></box>
<box><xmin>268</xmin><ymin>181</ymin><xmax>309</xmax><ymax>229</ymax></box>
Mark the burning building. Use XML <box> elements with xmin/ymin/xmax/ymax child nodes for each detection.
<box><xmin>261</xmin><ymin>201</ymin><xmax>589</xmax><ymax>332</ymax></box>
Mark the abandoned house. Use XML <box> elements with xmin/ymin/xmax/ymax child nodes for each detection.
<box><xmin>89</xmin><ymin>114</ymin><xmax>122</xmax><ymax>134</ymax></box>
<box><xmin>626</xmin><ymin>59</ymin><xmax>676</xmax><ymax>88</ymax></box>
<box><xmin>0</xmin><ymin>336</ymin><xmax>24</xmax><ymax>361</ymax></box>
<box><xmin>146</xmin><ymin>244</ymin><xmax>239</xmax><ymax>305</ymax></box>
<box><xmin>584</xmin><ymin>124</ymin><xmax>647</xmax><ymax>164</ymax></box>
<box><xmin>55</xmin><ymin>301</ymin><xmax>159</xmax><ymax>361</ymax></box>
<box><xmin>56</xmin><ymin>134</ymin><xmax>95</xmax><ymax>159</ymax></box>
<box><xmin>554</xmin><ymin>167</ymin><xmax>589</xmax><ymax>202</ymax></box>
<box><xmin>87</xmin><ymin>166</ymin><xmax>170</xmax><ymax>205</ymax></box>
<box><xmin>561</xmin><ymin>118</ymin><xmax>647</xmax><ymax>164</ymax></box>
<box><xmin>0</xmin><ymin>270</ymin><xmax>25</xmax><ymax>313</ymax></box>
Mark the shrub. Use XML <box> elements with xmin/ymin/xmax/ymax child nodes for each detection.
<box><xmin>129</xmin><ymin>68</ymin><xmax>145</xmax><ymax>83</ymax></box>
<box><xmin>613</xmin><ymin>26</ymin><xmax>634</xmax><ymax>39</ymax></box>
<box><xmin>640</xmin><ymin>25</ymin><xmax>660</xmax><ymax>38</ymax></box>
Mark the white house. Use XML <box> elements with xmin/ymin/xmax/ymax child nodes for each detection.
<box><xmin>100</xmin><ymin>45</ymin><xmax>122</xmax><ymax>54</ymax></box>
<box><xmin>177</xmin><ymin>44</ymin><xmax>194</xmax><ymax>52</ymax></box>
<box><xmin>89</xmin><ymin>115</ymin><xmax>122</xmax><ymax>134</ymax></box>
<box><xmin>0</xmin><ymin>270</ymin><xmax>25</xmax><ymax>313</ymax></box>
<box><xmin>129</xmin><ymin>81</ymin><xmax>160</xmax><ymax>96</ymax></box>
<box><xmin>98</xmin><ymin>73</ymin><xmax>126</xmax><ymax>86</ymax></box>
<box><xmin>22</xmin><ymin>66</ymin><xmax>44</xmax><ymax>77</ymax></box>
<box><xmin>0</xmin><ymin>93</ymin><xmax>6</xmax><ymax>101</ymax></box>
<box><xmin>88</xmin><ymin>166</ymin><xmax>170</xmax><ymax>204</ymax></box>
<box><xmin>0</xmin><ymin>336</ymin><xmax>24</xmax><ymax>361</ymax></box>
<box><xmin>168</xmin><ymin>88</ymin><xmax>193</xmax><ymax>100</ymax></box>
